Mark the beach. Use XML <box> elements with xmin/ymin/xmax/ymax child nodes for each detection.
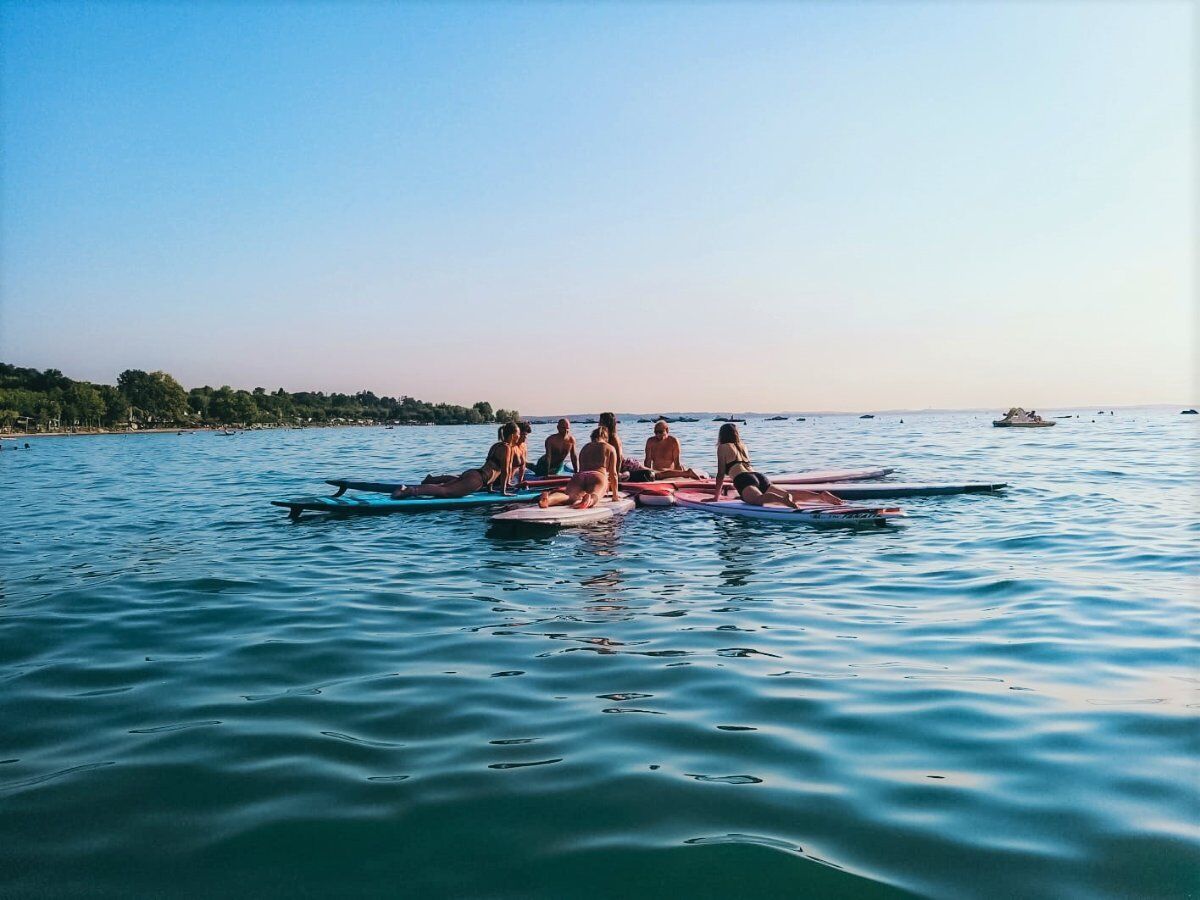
<box><xmin>2</xmin><ymin>410</ymin><xmax>1195</xmax><ymax>897</ymax></box>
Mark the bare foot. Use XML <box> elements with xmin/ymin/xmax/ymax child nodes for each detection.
<box><xmin>538</xmin><ymin>492</ymin><xmax>551</xmax><ymax>508</ymax></box>
<box><xmin>391</xmin><ymin>486</ymin><xmax>411</xmax><ymax>499</ymax></box>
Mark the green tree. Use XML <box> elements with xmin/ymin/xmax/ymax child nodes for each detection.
<box><xmin>63</xmin><ymin>382</ymin><xmax>105</xmax><ymax>427</ymax></box>
<box><xmin>118</xmin><ymin>370</ymin><xmax>190</xmax><ymax>422</ymax></box>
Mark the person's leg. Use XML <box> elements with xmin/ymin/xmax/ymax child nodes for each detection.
<box><xmin>394</xmin><ymin>470</ymin><xmax>484</xmax><ymax>499</ymax></box>
<box><xmin>654</xmin><ymin>467</ymin><xmax>704</xmax><ymax>481</ymax></box>
<box><xmin>739</xmin><ymin>485</ymin><xmax>767</xmax><ymax>506</ymax></box>
<box><xmin>421</xmin><ymin>474</ymin><xmax>457</xmax><ymax>485</ymax></box>
<box><xmin>763</xmin><ymin>485</ymin><xmax>800</xmax><ymax>509</ymax></box>
<box><xmin>539</xmin><ymin>490</ymin><xmax>570</xmax><ymax>508</ymax></box>
<box><xmin>788</xmin><ymin>489</ymin><xmax>842</xmax><ymax>506</ymax></box>
<box><xmin>570</xmin><ymin>472</ymin><xmax>605</xmax><ymax>508</ymax></box>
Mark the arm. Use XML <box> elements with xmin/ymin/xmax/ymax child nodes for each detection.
<box><xmin>569</xmin><ymin>437</ymin><xmax>579</xmax><ymax>473</ymax></box>
<box><xmin>643</xmin><ymin>439</ymin><xmax>653</xmax><ymax>469</ymax></box>
<box><xmin>671</xmin><ymin>438</ymin><xmax>682</xmax><ymax>469</ymax></box>
<box><xmin>501</xmin><ymin>446</ymin><xmax>513</xmax><ymax>495</ymax></box>
<box><xmin>610</xmin><ymin>451</ymin><xmax>620</xmax><ymax>501</ymax></box>
<box><xmin>711</xmin><ymin>447</ymin><xmax>725</xmax><ymax>500</ymax></box>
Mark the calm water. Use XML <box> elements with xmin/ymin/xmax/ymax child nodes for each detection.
<box><xmin>2</xmin><ymin>411</ymin><xmax>1197</xmax><ymax>898</ymax></box>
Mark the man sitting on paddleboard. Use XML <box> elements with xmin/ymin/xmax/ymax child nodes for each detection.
<box><xmin>534</xmin><ymin>418</ymin><xmax>578</xmax><ymax>477</ymax></box>
<box><xmin>537</xmin><ymin>426</ymin><xmax>620</xmax><ymax>510</ymax></box>
<box><xmin>393</xmin><ymin>423</ymin><xmax>521</xmax><ymax>499</ymax></box>
<box><xmin>709</xmin><ymin>423</ymin><xmax>799</xmax><ymax>509</ymax></box>
<box><xmin>644</xmin><ymin>420</ymin><xmax>704</xmax><ymax>480</ymax></box>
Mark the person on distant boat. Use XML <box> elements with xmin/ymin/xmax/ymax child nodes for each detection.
<box><xmin>537</xmin><ymin>426</ymin><xmax>620</xmax><ymax>509</ymax></box>
<box><xmin>534</xmin><ymin>418</ymin><xmax>579</xmax><ymax>477</ymax></box>
<box><xmin>708</xmin><ymin>423</ymin><xmax>799</xmax><ymax>508</ymax></box>
<box><xmin>644</xmin><ymin>420</ymin><xmax>703</xmax><ymax>480</ymax></box>
<box><xmin>393</xmin><ymin>423</ymin><xmax>520</xmax><ymax>499</ymax></box>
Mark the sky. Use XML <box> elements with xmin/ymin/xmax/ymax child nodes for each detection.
<box><xmin>0</xmin><ymin>1</ymin><xmax>1194</xmax><ymax>414</ymax></box>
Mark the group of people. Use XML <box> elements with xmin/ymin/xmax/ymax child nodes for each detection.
<box><xmin>390</xmin><ymin>413</ymin><xmax>799</xmax><ymax>510</ymax></box>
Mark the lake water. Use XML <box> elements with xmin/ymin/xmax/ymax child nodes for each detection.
<box><xmin>2</xmin><ymin>411</ymin><xmax>1196</xmax><ymax>897</ymax></box>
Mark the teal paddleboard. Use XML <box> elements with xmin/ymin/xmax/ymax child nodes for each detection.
<box><xmin>273</xmin><ymin>490</ymin><xmax>541</xmax><ymax>519</ymax></box>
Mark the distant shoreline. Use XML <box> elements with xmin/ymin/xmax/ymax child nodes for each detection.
<box><xmin>1</xmin><ymin>423</ymin><xmax>424</xmax><ymax>440</ymax></box>
<box><xmin>4</xmin><ymin>404</ymin><xmax>1188</xmax><ymax>442</ymax></box>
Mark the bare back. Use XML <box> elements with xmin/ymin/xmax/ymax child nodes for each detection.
<box><xmin>579</xmin><ymin>439</ymin><xmax>616</xmax><ymax>474</ymax></box>
<box><xmin>645</xmin><ymin>434</ymin><xmax>682</xmax><ymax>470</ymax></box>
<box><xmin>545</xmin><ymin>432</ymin><xmax>575</xmax><ymax>471</ymax></box>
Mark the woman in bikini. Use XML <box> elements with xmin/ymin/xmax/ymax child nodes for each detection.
<box><xmin>537</xmin><ymin>426</ymin><xmax>620</xmax><ymax>509</ymax></box>
<box><xmin>709</xmin><ymin>423</ymin><xmax>799</xmax><ymax>508</ymax></box>
<box><xmin>393</xmin><ymin>422</ymin><xmax>520</xmax><ymax>499</ymax></box>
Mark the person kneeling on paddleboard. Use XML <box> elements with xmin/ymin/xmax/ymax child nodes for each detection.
<box><xmin>538</xmin><ymin>426</ymin><xmax>620</xmax><ymax>510</ymax></box>
<box><xmin>709</xmin><ymin>423</ymin><xmax>799</xmax><ymax>509</ymax></box>
<box><xmin>534</xmin><ymin>418</ymin><xmax>578</xmax><ymax>477</ymax></box>
<box><xmin>392</xmin><ymin>423</ymin><xmax>521</xmax><ymax>499</ymax></box>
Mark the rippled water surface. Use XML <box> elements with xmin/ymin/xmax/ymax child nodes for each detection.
<box><xmin>2</xmin><ymin>411</ymin><xmax>1197</xmax><ymax>897</ymax></box>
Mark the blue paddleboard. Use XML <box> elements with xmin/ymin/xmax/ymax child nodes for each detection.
<box><xmin>273</xmin><ymin>490</ymin><xmax>541</xmax><ymax>519</ymax></box>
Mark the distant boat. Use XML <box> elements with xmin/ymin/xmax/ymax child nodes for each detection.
<box><xmin>677</xmin><ymin>416</ymin><xmax>699</xmax><ymax>423</ymax></box>
<box><xmin>637</xmin><ymin>418</ymin><xmax>653</xmax><ymax>423</ymax></box>
<box><xmin>1182</xmin><ymin>409</ymin><xmax>1198</xmax><ymax>415</ymax></box>
<box><xmin>795</xmin><ymin>417</ymin><xmax>806</xmax><ymax>421</ymax></box>
<box><xmin>766</xmin><ymin>415</ymin><xmax>788</xmax><ymax>421</ymax></box>
<box><xmin>993</xmin><ymin>407</ymin><xmax>1054</xmax><ymax>428</ymax></box>
<box><xmin>859</xmin><ymin>414</ymin><xmax>875</xmax><ymax>419</ymax></box>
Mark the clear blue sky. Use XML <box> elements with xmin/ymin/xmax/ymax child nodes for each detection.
<box><xmin>1</xmin><ymin>1</ymin><xmax>1193</xmax><ymax>412</ymax></box>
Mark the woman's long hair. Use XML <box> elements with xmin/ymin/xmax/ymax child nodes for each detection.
<box><xmin>498</xmin><ymin>421</ymin><xmax>519</xmax><ymax>442</ymax></box>
<box><xmin>718</xmin><ymin>423</ymin><xmax>749</xmax><ymax>466</ymax></box>
<box><xmin>599</xmin><ymin>412</ymin><xmax>622</xmax><ymax>459</ymax></box>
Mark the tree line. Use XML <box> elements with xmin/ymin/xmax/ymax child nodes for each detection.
<box><xmin>0</xmin><ymin>364</ymin><xmax>517</xmax><ymax>430</ymax></box>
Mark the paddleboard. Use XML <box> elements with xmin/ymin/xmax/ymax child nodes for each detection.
<box><xmin>787</xmin><ymin>482</ymin><xmax>1006</xmax><ymax>498</ymax></box>
<box><xmin>274</xmin><ymin>490</ymin><xmax>541</xmax><ymax>519</ymax></box>
<box><xmin>674</xmin><ymin>490</ymin><xmax>902</xmax><ymax>526</ymax></box>
<box><xmin>771</xmin><ymin>467</ymin><xmax>894</xmax><ymax>484</ymax></box>
<box><xmin>491</xmin><ymin>496</ymin><xmax>635</xmax><ymax>527</ymax></box>
<box><xmin>636</xmin><ymin>492</ymin><xmax>676</xmax><ymax>507</ymax></box>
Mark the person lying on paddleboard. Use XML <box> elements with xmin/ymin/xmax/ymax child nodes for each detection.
<box><xmin>644</xmin><ymin>420</ymin><xmax>703</xmax><ymax>480</ymax></box>
<box><xmin>393</xmin><ymin>422</ymin><xmax>521</xmax><ymax>499</ymax></box>
<box><xmin>534</xmin><ymin>418</ymin><xmax>579</xmax><ymax>477</ymax></box>
<box><xmin>708</xmin><ymin>423</ymin><xmax>799</xmax><ymax>508</ymax></box>
<box><xmin>537</xmin><ymin>425</ymin><xmax>620</xmax><ymax>510</ymax></box>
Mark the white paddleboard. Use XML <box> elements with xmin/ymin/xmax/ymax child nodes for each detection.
<box><xmin>636</xmin><ymin>492</ymin><xmax>676</xmax><ymax>507</ymax></box>
<box><xmin>491</xmin><ymin>495</ymin><xmax>635</xmax><ymax>526</ymax></box>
